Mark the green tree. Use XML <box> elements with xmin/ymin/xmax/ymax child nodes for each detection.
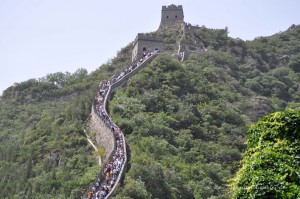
<box><xmin>231</xmin><ymin>110</ymin><xmax>300</xmax><ymax>198</ymax></box>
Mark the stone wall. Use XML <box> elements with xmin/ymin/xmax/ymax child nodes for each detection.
<box><xmin>84</xmin><ymin>51</ymin><xmax>160</xmax><ymax>198</ymax></box>
<box><xmin>132</xmin><ymin>34</ymin><xmax>164</xmax><ymax>61</ymax></box>
<box><xmin>89</xmin><ymin>105</ymin><xmax>115</xmax><ymax>160</ymax></box>
<box><xmin>160</xmin><ymin>4</ymin><xmax>184</xmax><ymax>27</ymax></box>
<box><xmin>90</xmin><ymin>52</ymin><xmax>159</xmax><ymax>161</ymax></box>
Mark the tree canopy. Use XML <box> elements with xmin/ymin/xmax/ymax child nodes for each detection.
<box><xmin>231</xmin><ymin>110</ymin><xmax>300</xmax><ymax>199</ymax></box>
<box><xmin>0</xmin><ymin>24</ymin><xmax>300</xmax><ymax>198</ymax></box>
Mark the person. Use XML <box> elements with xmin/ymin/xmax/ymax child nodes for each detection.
<box><xmin>95</xmin><ymin>181</ymin><xmax>100</xmax><ymax>190</ymax></box>
<box><xmin>100</xmin><ymin>189</ymin><xmax>106</xmax><ymax>198</ymax></box>
<box><xmin>105</xmin><ymin>172</ymin><xmax>110</xmax><ymax>184</ymax></box>
<box><xmin>87</xmin><ymin>191</ymin><xmax>92</xmax><ymax>199</ymax></box>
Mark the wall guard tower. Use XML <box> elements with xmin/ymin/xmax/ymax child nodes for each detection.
<box><xmin>132</xmin><ymin>33</ymin><xmax>164</xmax><ymax>61</ymax></box>
<box><xmin>160</xmin><ymin>4</ymin><xmax>184</xmax><ymax>28</ymax></box>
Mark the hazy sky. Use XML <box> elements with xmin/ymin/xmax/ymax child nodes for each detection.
<box><xmin>1</xmin><ymin>0</ymin><xmax>299</xmax><ymax>95</ymax></box>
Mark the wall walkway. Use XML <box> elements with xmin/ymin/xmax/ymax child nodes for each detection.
<box><xmin>83</xmin><ymin>50</ymin><xmax>160</xmax><ymax>199</ymax></box>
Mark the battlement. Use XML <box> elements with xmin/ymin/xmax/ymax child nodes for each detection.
<box><xmin>162</xmin><ymin>4</ymin><xmax>183</xmax><ymax>11</ymax></box>
<box><xmin>133</xmin><ymin>33</ymin><xmax>164</xmax><ymax>47</ymax></box>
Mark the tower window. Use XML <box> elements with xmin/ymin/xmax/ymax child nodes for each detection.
<box><xmin>166</xmin><ymin>16</ymin><xmax>169</xmax><ymax>19</ymax></box>
<box><xmin>175</xmin><ymin>15</ymin><xmax>177</xmax><ymax>18</ymax></box>
<box><xmin>143</xmin><ymin>47</ymin><xmax>146</xmax><ymax>51</ymax></box>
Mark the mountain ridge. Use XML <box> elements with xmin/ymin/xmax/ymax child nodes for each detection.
<box><xmin>0</xmin><ymin>20</ymin><xmax>299</xmax><ymax>198</ymax></box>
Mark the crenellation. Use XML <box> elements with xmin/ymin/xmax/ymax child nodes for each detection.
<box><xmin>133</xmin><ymin>33</ymin><xmax>164</xmax><ymax>47</ymax></box>
<box><xmin>162</xmin><ymin>4</ymin><xmax>183</xmax><ymax>11</ymax></box>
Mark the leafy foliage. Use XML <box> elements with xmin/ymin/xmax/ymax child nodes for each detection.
<box><xmin>0</xmin><ymin>93</ymin><xmax>96</xmax><ymax>199</ymax></box>
<box><xmin>0</xmin><ymin>42</ymin><xmax>135</xmax><ymax>199</ymax></box>
<box><xmin>109</xmin><ymin>25</ymin><xmax>300</xmax><ymax>199</ymax></box>
<box><xmin>1</xmin><ymin>23</ymin><xmax>300</xmax><ymax>199</ymax></box>
<box><xmin>230</xmin><ymin>110</ymin><xmax>300</xmax><ymax>199</ymax></box>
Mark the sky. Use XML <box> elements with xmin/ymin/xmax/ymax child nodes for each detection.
<box><xmin>1</xmin><ymin>0</ymin><xmax>300</xmax><ymax>95</ymax></box>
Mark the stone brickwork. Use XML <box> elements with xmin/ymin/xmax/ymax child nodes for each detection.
<box><xmin>131</xmin><ymin>4</ymin><xmax>185</xmax><ymax>62</ymax></box>
<box><xmin>90</xmin><ymin>105</ymin><xmax>115</xmax><ymax>160</ymax></box>
<box><xmin>160</xmin><ymin>4</ymin><xmax>184</xmax><ymax>27</ymax></box>
<box><xmin>132</xmin><ymin>33</ymin><xmax>164</xmax><ymax>61</ymax></box>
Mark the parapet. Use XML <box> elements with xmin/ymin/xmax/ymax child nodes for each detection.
<box><xmin>162</xmin><ymin>4</ymin><xmax>183</xmax><ymax>11</ymax></box>
<box><xmin>133</xmin><ymin>33</ymin><xmax>164</xmax><ymax>47</ymax></box>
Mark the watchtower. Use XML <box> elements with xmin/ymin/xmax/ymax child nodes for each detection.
<box><xmin>160</xmin><ymin>4</ymin><xmax>184</xmax><ymax>27</ymax></box>
<box><xmin>132</xmin><ymin>33</ymin><xmax>164</xmax><ymax>61</ymax></box>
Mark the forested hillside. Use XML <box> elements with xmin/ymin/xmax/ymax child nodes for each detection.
<box><xmin>0</xmin><ymin>24</ymin><xmax>300</xmax><ymax>199</ymax></box>
<box><xmin>108</xmin><ymin>25</ymin><xmax>300</xmax><ymax>199</ymax></box>
<box><xmin>0</xmin><ymin>49</ymin><xmax>133</xmax><ymax>198</ymax></box>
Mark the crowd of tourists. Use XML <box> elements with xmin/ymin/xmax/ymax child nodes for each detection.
<box><xmin>82</xmin><ymin>50</ymin><xmax>159</xmax><ymax>199</ymax></box>
<box><xmin>108</xmin><ymin>51</ymin><xmax>159</xmax><ymax>86</ymax></box>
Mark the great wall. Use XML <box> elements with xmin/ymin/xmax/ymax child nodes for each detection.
<box><xmin>83</xmin><ymin>4</ymin><xmax>206</xmax><ymax>198</ymax></box>
<box><xmin>84</xmin><ymin>50</ymin><xmax>160</xmax><ymax>199</ymax></box>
